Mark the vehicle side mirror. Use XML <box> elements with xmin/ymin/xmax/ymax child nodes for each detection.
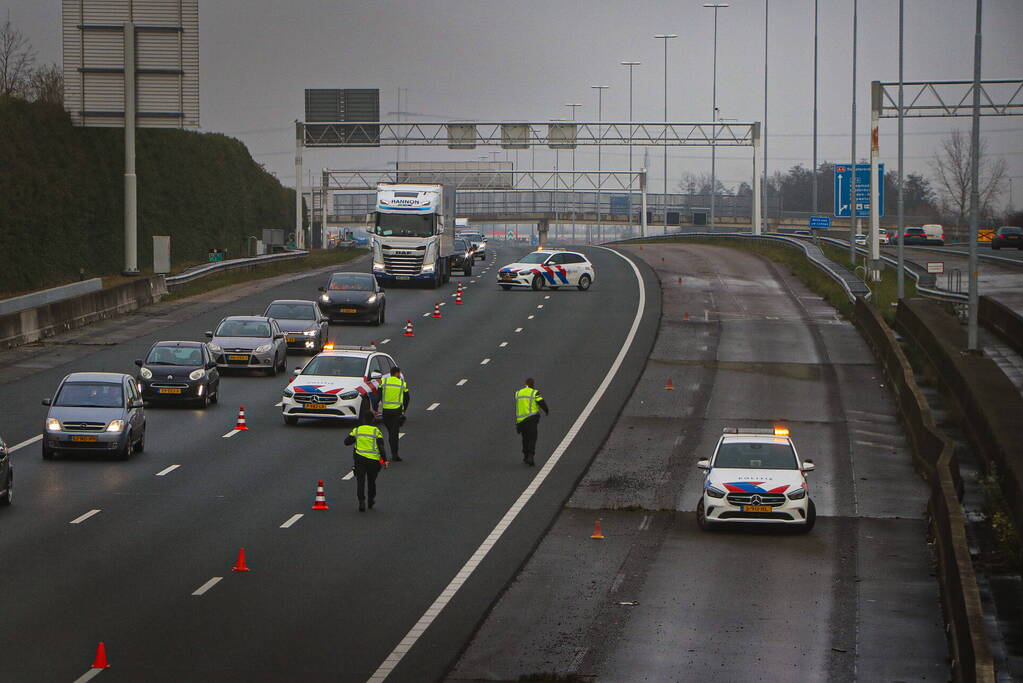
<box><xmin>696</xmin><ymin>459</ymin><xmax>710</xmax><ymax>470</ymax></box>
<box><xmin>802</xmin><ymin>460</ymin><xmax>815</xmax><ymax>472</ymax></box>
<box><xmin>131</xmin><ymin>399</ymin><xmax>145</xmax><ymax>409</ymax></box>
<box><xmin>294</xmin><ymin>367</ymin><xmax>302</xmax><ymax>375</ymax></box>
<box><xmin>204</xmin><ymin>331</ymin><xmax>213</xmax><ymax>339</ymax></box>
<box><xmin>274</xmin><ymin>334</ymin><xmax>284</xmax><ymax>340</ymax></box>
<box><xmin>206</xmin><ymin>361</ymin><xmax>217</xmax><ymax>370</ymax></box>
<box><xmin>41</xmin><ymin>398</ymin><xmax>52</xmax><ymax>406</ymax></box>
<box><xmin>320</xmin><ymin>317</ymin><xmax>329</xmax><ymax>324</ymax></box>
<box><xmin>134</xmin><ymin>359</ymin><xmax>143</xmax><ymax>367</ymax></box>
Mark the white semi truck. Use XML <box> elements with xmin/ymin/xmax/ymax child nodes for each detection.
<box><xmin>371</xmin><ymin>183</ymin><xmax>455</xmax><ymax>288</ymax></box>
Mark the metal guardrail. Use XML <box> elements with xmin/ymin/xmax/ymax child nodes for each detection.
<box><xmin>164</xmin><ymin>250</ymin><xmax>308</xmax><ymax>288</ymax></box>
<box><xmin>609</xmin><ymin>231</ymin><xmax>872</xmax><ymax>301</ymax></box>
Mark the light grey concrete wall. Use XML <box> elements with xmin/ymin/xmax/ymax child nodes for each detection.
<box><xmin>0</xmin><ymin>278</ymin><xmax>103</xmax><ymax>316</ymax></box>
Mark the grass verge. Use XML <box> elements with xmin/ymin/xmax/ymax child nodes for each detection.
<box><xmin>163</xmin><ymin>248</ymin><xmax>365</xmax><ymax>301</ymax></box>
<box><xmin>818</xmin><ymin>243</ymin><xmax>918</xmax><ymax>324</ymax></box>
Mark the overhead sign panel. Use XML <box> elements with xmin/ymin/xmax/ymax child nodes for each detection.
<box><xmin>447</xmin><ymin>124</ymin><xmax>477</xmax><ymax>149</ymax></box>
<box><xmin>62</xmin><ymin>0</ymin><xmax>199</xmax><ymax>128</ymax></box>
<box><xmin>303</xmin><ymin>89</ymin><xmax>380</xmax><ymax>145</ymax></box>
<box><xmin>501</xmin><ymin>123</ymin><xmax>530</xmax><ymax>149</ymax></box>
<box><xmin>548</xmin><ymin>123</ymin><xmax>577</xmax><ymax>149</ymax></box>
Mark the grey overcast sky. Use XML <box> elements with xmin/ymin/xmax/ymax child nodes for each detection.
<box><xmin>7</xmin><ymin>1</ymin><xmax>1023</xmax><ymax>206</ymax></box>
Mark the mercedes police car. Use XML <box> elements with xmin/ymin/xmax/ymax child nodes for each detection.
<box><xmin>281</xmin><ymin>345</ymin><xmax>397</xmax><ymax>425</ymax></box>
<box><xmin>696</xmin><ymin>427</ymin><xmax>816</xmax><ymax>533</ymax></box>
<box><xmin>497</xmin><ymin>249</ymin><xmax>594</xmax><ymax>291</ymax></box>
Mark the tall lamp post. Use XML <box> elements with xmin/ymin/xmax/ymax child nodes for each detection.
<box><xmin>702</xmin><ymin>4</ymin><xmax>728</xmax><ymax>229</ymax></box>
<box><xmin>620</xmin><ymin>61</ymin><xmax>641</xmax><ymax>232</ymax></box>
<box><xmin>591</xmin><ymin>84</ymin><xmax>610</xmax><ymax>243</ymax></box>
<box><xmin>762</xmin><ymin>0</ymin><xmax>769</xmax><ymax>234</ymax></box>
<box><xmin>566</xmin><ymin>102</ymin><xmax>583</xmax><ymax>242</ymax></box>
<box><xmin>811</xmin><ymin>0</ymin><xmax>819</xmax><ymax>215</ymax></box>
<box><xmin>654</xmin><ymin>35</ymin><xmax>678</xmax><ymax>229</ymax></box>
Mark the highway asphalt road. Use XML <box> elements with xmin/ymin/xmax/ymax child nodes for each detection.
<box><xmin>451</xmin><ymin>243</ymin><xmax>948</xmax><ymax>682</ymax></box>
<box><xmin>0</xmin><ymin>244</ymin><xmax>659</xmax><ymax>682</ymax></box>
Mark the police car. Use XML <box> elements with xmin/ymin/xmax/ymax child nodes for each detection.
<box><xmin>497</xmin><ymin>249</ymin><xmax>595</xmax><ymax>291</ymax></box>
<box><xmin>696</xmin><ymin>427</ymin><xmax>816</xmax><ymax>533</ymax></box>
<box><xmin>281</xmin><ymin>345</ymin><xmax>398</xmax><ymax>425</ymax></box>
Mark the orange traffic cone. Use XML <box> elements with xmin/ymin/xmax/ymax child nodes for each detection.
<box><xmin>454</xmin><ymin>291</ymin><xmax>463</xmax><ymax>305</ymax></box>
<box><xmin>677</xmin><ymin>277</ymin><xmax>682</xmax><ymax>284</ymax></box>
<box><xmin>665</xmin><ymin>378</ymin><xmax>675</xmax><ymax>391</ymax></box>
<box><xmin>232</xmin><ymin>547</ymin><xmax>251</xmax><ymax>572</ymax></box>
<box><xmin>404</xmin><ymin>320</ymin><xmax>414</xmax><ymax>337</ymax></box>
<box><xmin>683</xmin><ymin>312</ymin><xmax>689</xmax><ymax>321</ymax></box>
<box><xmin>591</xmin><ymin>519</ymin><xmax>604</xmax><ymax>539</ymax></box>
<box><xmin>235</xmin><ymin>406</ymin><xmax>248</xmax><ymax>431</ymax></box>
<box><xmin>432</xmin><ymin>302</ymin><xmax>442</xmax><ymax>318</ymax></box>
<box><xmin>311</xmin><ymin>480</ymin><xmax>329</xmax><ymax>510</ymax></box>
<box><xmin>91</xmin><ymin>642</ymin><xmax>109</xmax><ymax>669</ymax></box>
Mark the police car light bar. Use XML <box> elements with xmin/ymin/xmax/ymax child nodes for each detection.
<box><xmin>722</xmin><ymin>427</ymin><xmax>790</xmax><ymax>435</ymax></box>
<box><xmin>323</xmin><ymin>344</ymin><xmax>377</xmax><ymax>352</ymax></box>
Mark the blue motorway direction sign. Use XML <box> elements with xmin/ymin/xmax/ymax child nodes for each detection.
<box><xmin>809</xmin><ymin>216</ymin><xmax>831</xmax><ymax>228</ymax></box>
<box><xmin>834</xmin><ymin>163</ymin><xmax>884</xmax><ymax>218</ymax></box>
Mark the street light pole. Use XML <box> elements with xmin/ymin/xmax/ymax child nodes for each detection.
<box><xmin>703</xmin><ymin>4</ymin><xmax>728</xmax><ymax>229</ymax></box>
<box><xmin>897</xmin><ymin>0</ymin><xmax>906</xmax><ymax>299</ymax></box>
<box><xmin>621</xmin><ymin>61</ymin><xmax>641</xmax><ymax>233</ymax></box>
<box><xmin>762</xmin><ymin>0</ymin><xmax>769</xmax><ymax>234</ymax></box>
<box><xmin>849</xmin><ymin>0</ymin><xmax>858</xmax><ymax>265</ymax></box>
<box><xmin>812</xmin><ymin>0</ymin><xmax>819</xmax><ymax>215</ymax></box>
<box><xmin>566</xmin><ymin>102</ymin><xmax>582</xmax><ymax>244</ymax></box>
<box><xmin>967</xmin><ymin>0</ymin><xmax>983</xmax><ymax>351</ymax></box>
<box><xmin>592</xmin><ymin>84</ymin><xmax>610</xmax><ymax>243</ymax></box>
<box><xmin>654</xmin><ymin>34</ymin><xmax>678</xmax><ymax>230</ymax></box>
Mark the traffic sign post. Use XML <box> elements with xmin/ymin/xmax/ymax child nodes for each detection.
<box><xmin>833</xmin><ymin>163</ymin><xmax>884</xmax><ymax>218</ymax></box>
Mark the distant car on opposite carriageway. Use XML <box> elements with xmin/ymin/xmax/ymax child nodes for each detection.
<box><xmin>497</xmin><ymin>249</ymin><xmax>594</xmax><ymax>291</ymax></box>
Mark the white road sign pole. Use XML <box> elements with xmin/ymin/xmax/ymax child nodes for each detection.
<box><xmin>869</xmin><ymin>83</ymin><xmax>881</xmax><ymax>282</ymax></box>
<box><xmin>295</xmin><ymin>122</ymin><xmax>305</xmax><ymax>249</ymax></box>
<box><xmin>640</xmin><ymin>169</ymin><xmax>648</xmax><ymax>238</ymax></box>
<box><xmin>752</xmin><ymin>122</ymin><xmax>763</xmax><ymax>236</ymax></box>
<box><xmin>123</xmin><ymin>22</ymin><xmax>139</xmax><ymax>274</ymax></box>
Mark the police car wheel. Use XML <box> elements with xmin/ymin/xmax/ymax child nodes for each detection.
<box><xmin>549</xmin><ymin>286</ymin><xmax>559</xmax><ymax>290</ymax></box>
<box><xmin>577</xmin><ymin>274</ymin><xmax>592</xmax><ymax>291</ymax></box>
<box><xmin>531</xmin><ymin>275</ymin><xmax>544</xmax><ymax>291</ymax></box>
<box><xmin>500</xmin><ymin>285</ymin><xmax>511</xmax><ymax>291</ymax></box>
<box><xmin>696</xmin><ymin>498</ymin><xmax>712</xmax><ymax>531</ymax></box>
<box><xmin>796</xmin><ymin>500</ymin><xmax>816</xmax><ymax>534</ymax></box>
<box><xmin>283</xmin><ymin>415</ymin><xmax>299</xmax><ymax>426</ymax></box>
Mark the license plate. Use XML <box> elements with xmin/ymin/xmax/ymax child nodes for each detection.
<box><xmin>228</xmin><ymin>354</ymin><xmax>249</xmax><ymax>361</ymax></box>
<box><xmin>286</xmin><ymin>337</ymin><xmax>296</xmax><ymax>343</ymax></box>
<box><xmin>743</xmin><ymin>505</ymin><xmax>773</xmax><ymax>513</ymax></box>
<box><xmin>158</xmin><ymin>388</ymin><xmax>183</xmax><ymax>394</ymax></box>
<box><xmin>500</xmin><ymin>275</ymin><xmax>516</xmax><ymax>281</ymax></box>
<box><xmin>71</xmin><ymin>435</ymin><xmax>98</xmax><ymax>442</ymax></box>
<box><xmin>305</xmin><ymin>403</ymin><xmax>327</xmax><ymax>409</ymax></box>
<box><xmin>340</xmin><ymin>308</ymin><xmax>357</xmax><ymax>313</ymax></box>
<box><xmin>396</xmin><ymin>276</ymin><xmax>410</xmax><ymax>281</ymax></box>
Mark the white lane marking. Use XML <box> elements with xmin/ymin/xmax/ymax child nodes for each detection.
<box><xmin>422</xmin><ymin>312</ymin><xmax>430</xmax><ymax>317</ymax></box>
<box><xmin>527</xmin><ymin>315</ymin><xmax>535</xmax><ymax>320</ymax></box>
<box><xmin>280</xmin><ymin>513</ymin><xmax>304</xmax><ymax>528</ymax></box>
<box><xmin>440</xmin><ymin>302</ymin><xmax>446</xmax><ymax>306</ymax></box>
<box><xmin>368</xmin><ymin>246</ymin><xmax>646</xmax><ymax>682</ymax></box>
<box><xmin>156</xmin><ymin>464</ymin><xmax>180</xmax><ymax>476</ymax></box>
<box><xmin>191</xmin><ymin>576</ymin><xmax>223</xmax><ymax>596</ymax></box>
<box><xmin>470</xmin><ymin>280</ymin><xmax>476</xmax><ymax>283</ymax></box>
<box><xmin>537</xmin><ymin>304</ymin><xmax>544</xmax><ymax>309</ymax></box>
<box><xmin>273</xmin><ymin>401</ymin><xmax>283</xmax><ymax>407</ymax></box>
<box><xmin>342</xmin><ymin>470</ymin><xmax>355</xmax><ymax>481</ymax></box>
<box><xmin>515</xmin><ymin>327</ymin><xmax>523</xmax><ymax>333</ymax></box>
<box><xmin>499</xmin><ymin>342</ymin><xmax>508</xmax><ymax>348</ymax></box>
<box><xmin>10</xmin><ymin>434</ymin><xmax>42</xmax><ymax>452</ymax></box>
<box><xmin>427</xmin><ymin>402</ymin><xmax>440</xmax><ymax>411</ymax></box>
<box><xmin>480</xmin><ymin>358</ymin><xmax>491</xmax><ymax>365</ymax></box>
<box><xmin>72</xmin><ymin>669</ymin><xmax>103</xmax><ymax>683</ymax></box>
<box><xmin>705</xmin><ymin>310</ymin><xmax>710</xmax><ymax>322</ymax></box>
<box><xmin>544</xmin><ymin>295</ymin><xmax>550</xmax><ymax>300</ymax></box>
<box><xmin>70</xmin><ymin>509</ymin><xmax>101</xmax><ymax>525</ymax></box>
<box><xmin>380</xmin><ymin>338</ymin><xmax>391</xmax><ymax>344</ymax></box>
<box><xmin>222</xmin><ymin>429</ymin><xmax>240</xmax><ymax>438</ymax></box>
<box><xmin>399</xmin><ymin>432</ymin><xmax>406</xmax><ymax>439</ymax></box>
<box><xmin>457</xmin><ymin>379</ymin><xmax>468</xmax><ymax>386</ymax></box>
<box><xmin>639</xmin><ymin>515</ymin><xmax>652</xmax><ymax>531</ymax></box>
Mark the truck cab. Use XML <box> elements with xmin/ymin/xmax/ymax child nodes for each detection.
<box><xmin>371</xmin><ymin>183</ymin><xmax>454</xmax><ymax>288</ymax></box>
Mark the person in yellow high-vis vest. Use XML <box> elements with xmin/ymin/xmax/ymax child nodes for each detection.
<box><xmin>514</xmin><ymin>378</ymin><xmax>549</xmax><ymax>466</ymax></box>
<box><xmin>379</xmin><ymin>366</ymin><xmax>410</xmax><ymax>462</ymax></box>
<box><xmin>344</xmin><ymin>414</ymin><xmax>388</xmax><ymax>511</ymax></box>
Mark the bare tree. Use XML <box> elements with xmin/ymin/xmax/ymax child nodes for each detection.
<box><xmin>931</xmin><ymin>130</ymin><xmax>1008</xmax><ymax>235</ymax></box>
<box><xmin>0</xmin><ymin>18</ymin><xmax>36</xmax><ymax>98</ymax></box>
<box><xmin>29</xmin><ymin>62</ymin><xmax>63</xmax><ymax>105</ymax></box>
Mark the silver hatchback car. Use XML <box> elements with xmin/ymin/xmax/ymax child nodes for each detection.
<box><xmin>206</xmin><ymin>316</ymin><xmax>288</xmax><ymax>375</ymax></box>
<box><xmin>42</xmin><ymin>372</ymin><xmax>146</xmax><ymax>460</ymax></box>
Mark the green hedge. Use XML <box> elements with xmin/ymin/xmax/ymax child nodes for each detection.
<box><xmin>0</xmin><ymin>97</ymin><xmax>294</xmax><ymax>295</ymax></box>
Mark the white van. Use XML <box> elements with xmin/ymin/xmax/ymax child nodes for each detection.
<box><xmin>921</xmin><ymin>224</ymin><xmax>945</xmax><ymax>245</ymax></box>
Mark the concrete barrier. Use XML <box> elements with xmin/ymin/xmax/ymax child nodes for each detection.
<box><xmin>0</xmin><ymin>277</ymin><xmax>168</xmax><ymax>350</ymax></box>
<box><xmin>0</xmin><ymin>278</ymin><xmax>103</xmax><ymax>316</ymax></box>
<box><xmin>979</xmin><ymin>295</ymin><xmax>1023</xmax><ymax>356</ymax></box>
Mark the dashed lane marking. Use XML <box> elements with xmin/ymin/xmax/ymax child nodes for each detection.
<box><xmin>191</xmin><ymin>577</ymin><xmax>223</xmax><ymax>596</ymax></box>
<box><xmin>544</xmin><ymin>295</ymin><xmax>550</xmax><ymax>299</ymax></box>
<box><xmin>537</xmin><ymin>304</ymin><xmax>544</xmax><ymax>309</ymax></box>
<box><xmin>639</xmin><ymin>515</ymin><xmax>652</xmax><ymax>531</ymax></box>
<box><xmin>499</xmin><ymin>342</ymin><xmax>508</xmax><ymax>347</ymax></box>
<box><xmin>10</xmin><ymin>434</ymin><xmax>42</xmax><ymax>452</ymax></box>
<box><xmin>527</xmin><ymin>315</ymin><xmax>535</xmax><ymax>320</ymax></box>
<box><xmin>280</xmin><ymin>514</ymin><xmax>304</xmax><ymax>529</ymax></box>
<box><xmin>380</xmin><ymin>338</ymin><xmax>391</xmax><ymax>344</ymax></box>
<box><xmin>72</xmin><ymin>669</ymin><xmax>103</xmax><ymax>683</ymax></box>
<box><xmin>480</xmin><ymin>358</ymin><xmax>491</xmax><ymax>365</ymax></box>
<box><xmin>342</xmin><ymin>470</ymin><xmax>354</xmax><ymax>481</ymax></box>
<box><xmin>222</xmin><ymin>429</ymin><xmax>240</xmax><ymax>438</ymax></box>
<box><xmin>156</xmin><ymin>465</ymin><xmax>180</xmax><ymax>476</ymax></box>
<box><xmin>422</xmin><ymin>312</ymin><xmax>430</xmax><ymax>317</ymax></box>
<box><xmin>70</xmin><ymin>509</ymin><xmax>101</xmax><ymax>525</ymax></box>
<box><xmin>427</xmin><ymin>402</ymin><xmax>440</xmax><ymax>411</ymax></box>
<box><xmin>515</xmin><ymin>327</ymin><xmax>523</xmax><ymax>332</ymax></box>
<box><xmin>457</xmin><ymin>379</ymin><xmax>468</xmax><ymax>386</ymax></box>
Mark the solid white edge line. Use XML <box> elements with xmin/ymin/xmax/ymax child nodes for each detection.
<box><xmin>155</xmin><ymin>464</ymin><xmax>180</xmax><ymax>476</ymax></box>
<box><xmin>222</xmin><ymin>429</ymin><xmax>240</xmax><ymax>438</ymax></box>
<box><xmin>70</xmin><ymin>509</ymin><xmax>101</xmax><ymax>525</ymax></box>
<box><xmin>10</xmin><ymin>434</ymin><xmax>42</xmax><ymax>452</ymax></box>
<box><xmin>191</xmin><ymin>576</ymin><xmax>223</xmax><ymax>596</ymax></box>
<box><xmin>426</xmin><ymin>402</ymin><xmax>439</xmax><ymax>411</ymax></box>
<box><xmin>72</xmin><ymin>668</ymin><xmax>103</xmax><ymax>683</ymax></box>
<box><xmin>367</xmin><ymin>246</ymin><xmax>646</xmax><ymax>682</ymax></box>
<box><xmin>280</xmin><ymin>513</ymin><xmax>304</xmax><ymax>528</ymax></box>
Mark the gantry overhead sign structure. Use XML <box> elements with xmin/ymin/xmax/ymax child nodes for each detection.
<box><xmin>294</xmin><ymin>119</ymin><xmax>762</xmax><ymax>245</ymax></box>
<box><xmin>62</xmin><ymin>0</ymin><xmax>200</xmax><ymax>274</ymax></box>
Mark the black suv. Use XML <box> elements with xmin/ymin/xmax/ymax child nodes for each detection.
<box><xmin>0</xmin><ymin>435</ymin><xmax>11</xmax><ymax>506</ymax></box>
<box><xmin>451</xmin><ymin>238</ymin><xmax>474</xmax><ymax>276</ymax></box>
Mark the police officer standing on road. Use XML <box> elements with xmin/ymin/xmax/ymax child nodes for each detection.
<box><xmin>344</xmin><ymin>414</ymin><xmax>388</xmax><ymax>511</ymax></box>
<box><xmin>515</xmin><ymin>378</ymin><xmax>549</xmax><ymax>466</ymax></box>
<box><xmin>380</xmin><ymin>366</ymin><xmax>409</xmax><ymax>462</ymax></box>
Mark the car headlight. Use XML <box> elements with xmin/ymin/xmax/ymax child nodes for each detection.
<box><xmin>208</xmin><ymin>343</ymin><xmax>222</xmax><ymax>353</ymax></box>
<box><xmin>303</xmin><ymin>329</ymin><xmax>319</xmax><ymax>337</ymax></box>
<box><xmin>254</xmin><ymin>344</ymin><xmax>272</xmax><ymax>354</ymax></box>
<box><xmin>421</xmin><ymin>263</ymin><xmax>435</xmax><ymax>273</ymax></box>
<box><xmin>787</xmin><ymin>488</ymin><xmax>807</xmax><ymax>500</ymax></box>
<box><xmin>106</xmin><ymin>419</ymin><xmax>125</xmax><ymax>433</ymax></box>
<box><xmin>373</xmin><ymin>262</ymin><xmax>385</xmax><ymax>272</ymax></box>
<box><xmin>339</xmin><ymin>390</ymin><xmax>359</xmax><ymax>400</ymax></box>
<box><xmin>139</xmin><ymin>367</ymin><xmax>153</xmax><ymax>379</ymax></box>
<box><xmin>46</xmin><ymin>417</ymin><xmax>61</xmax><ymax>432</ymax></box>
<box><xmin>705</xmin><ymin>485</ymin><xmax>726</xmax><ymax>499</ymax></box>
<box><xmin>189</xmin><ymin>369</ymin><xmax>205</xmax><ymax>381</ymax></box>
<box><xmin>366</xmin><ymin>294</ymin><xmax>377</xmax><ymax>304</ymax></box>
<box><xmin>320</xmin><ymin>293</ymin><xmax>330</xmax><ymax>303</ymax></box>
<box><xmin>283</xmin><ymin>389</ymin><xmax>294</xmax><ymax>398</ymax></box>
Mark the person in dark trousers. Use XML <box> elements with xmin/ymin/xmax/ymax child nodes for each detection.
<box><xmin>344</xmin><ymin>414</ymin><xmax>388</xmax><ymax>511</ymax></box>
<box><xmin>514</xmin><ymin>378</ymin><xmax>549</xmax><ymax>466</ymax></box>
<box><xmin>379</xmin><ymin>366</ymin><xmax>410</xmax><ymax>462</ymax></box>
